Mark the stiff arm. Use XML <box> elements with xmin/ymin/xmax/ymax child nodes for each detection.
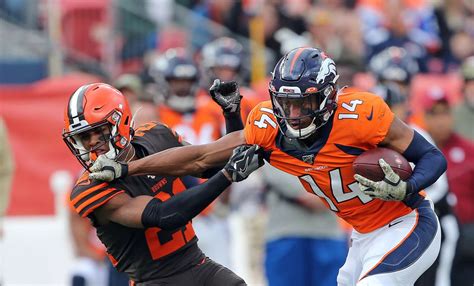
<box><xmin>128</xmin><ymin>130</ymin><xmax>246</xmax><ymax>176</ymax></box>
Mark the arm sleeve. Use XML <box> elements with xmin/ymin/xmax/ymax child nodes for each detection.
<box><xmin>402</xmin><ymin>131</ymin><xmax>448</xmax><ymax>207</ymax></box>
<box><xmin>223</xmin><ymin>111</ymin><xmax>244</xmax><ymax>134</ymax></box>
<box><xmin>411</xmin><ymin>126</ymin><xmax>449</xmax><ymax>203</ymax></box>
<box><xmin>141</xmin><ymin>171</ymin><xmax>231</xmax><ymax>230</ymax></box>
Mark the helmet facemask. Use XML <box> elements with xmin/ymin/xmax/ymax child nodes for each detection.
<box><xmin>270</xmin><ymin>84</ymin><xmax>337</xmax><ymax>139</ymax></box>
<box><xmin>63</xmin><ymin>110</ymin><xmax>130</xmax><ymax>171</ymax></box>
<box><xmin>166</xmin><ymin>78</ymin><xmax>199</xmax><ymax>113</ymax></box>
<box><xmin>268</xmin><ymin>47</ymin><xmax>340</xmax><ymax>139</ymax></box>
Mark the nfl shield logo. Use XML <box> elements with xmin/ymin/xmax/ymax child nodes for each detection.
<box><xmin>302</xmin><ymin>154</ymin><xmax>315</xmax><ymax>164</ymax></box>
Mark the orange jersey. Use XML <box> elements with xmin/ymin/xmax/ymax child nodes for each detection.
<box><xmin>157</xmin><ymin>99</ymin><xmax>222</xmax><ymax>144</ymax></box>
<box><xmin>244</xmin><ymin>90</ymin><xmax>413</xmax><ymax>233</ymax></box>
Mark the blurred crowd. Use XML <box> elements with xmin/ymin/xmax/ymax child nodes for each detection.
<box><xmin>0</xmin><ymin>0</ymin><xmax>473</xmax><ymax>285</ymax></box>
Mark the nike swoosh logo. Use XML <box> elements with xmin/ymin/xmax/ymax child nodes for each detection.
<box><xmin>94</xmin><ymin>105</ymin><xmax>105</xmax><ymax>111</ymax></box>
<box><xmin>388</xmin><ymin>220</ymin><xmax>403</xmax><ymax>228</ymax></box>
<box><xmin>366</xmin><ymin>107</ymin><xmax>374</xmax><ymax>121</ymax></box>
<box><xmin>238</xmin><ymin>157</ymin><xmax>250</xmax><ymax>174</ymax></box>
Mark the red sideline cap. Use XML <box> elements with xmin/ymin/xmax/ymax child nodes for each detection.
<box><xmin>422</xmin><ymin>85</ymin><xmax>450</xmax><ymax>111</ymax></box>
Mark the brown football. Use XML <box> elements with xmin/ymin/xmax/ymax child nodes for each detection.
<box><xmin>353</xmin><ymin>148</ymin><xmax>412</xmax><ymax>181</ymax></box>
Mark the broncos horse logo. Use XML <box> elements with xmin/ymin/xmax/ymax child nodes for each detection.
<box><xmin>316</xmin><ymin>58</ymin><xmax>337</xmax><ymax>84</ymax></box>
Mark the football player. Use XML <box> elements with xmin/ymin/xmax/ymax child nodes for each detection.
<box><xmin>200</xmin><ymin>37</ymin><xmax>261</xmax><ymax>120</ymax></box>
<box><xmin>63</xmin><ymin>83</ymin><xmax>263</xmax><ymax>285</ymax></box>
<box><xmin>90</xmin><ymin>47</ymin><xmax>447</xmax><ymax>285</ymax></box>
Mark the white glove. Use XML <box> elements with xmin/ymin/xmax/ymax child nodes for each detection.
<box><xmin>354</xmin><ymin>159</ymin><xmax>407</xmax><ymax>201</ymax></box>
<box><xmin>89</xmin><ymin>155</ymin><xmax>128</xmax><ymax>182</ymax></box>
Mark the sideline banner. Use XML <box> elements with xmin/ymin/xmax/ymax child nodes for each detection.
<box><xmin>0</xmin><ymin>73</ymin><xmax>101</xmax><ymax>215</ymax></box>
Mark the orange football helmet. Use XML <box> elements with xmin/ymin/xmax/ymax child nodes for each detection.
<box><xmin>62</xmin><ymin>83</ymin><xmax>133</xmax><ymax>170</ymax></box>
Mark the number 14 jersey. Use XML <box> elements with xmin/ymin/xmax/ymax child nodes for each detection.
<box><xmin>244</xmin><ymin>90</ymin><xmax>414</xmax><ymax>233</ymax></box>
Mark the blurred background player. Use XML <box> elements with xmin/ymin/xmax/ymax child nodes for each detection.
<box><xmin>369</xmin><ymin>46</ymin><xmax>419</xmax><ymax>106</ymax></box>
<box><xmin>422</xmin><ymin>90</ymin><xmax>474</xmax><ymax>286</ymax></box>
<box><xmin>114</xmin><ymin>73</ymin><xmax>157</xmax><ymax>127</ymax></box>
<box><xmin>149</xmin><ymin>48</ymin><xmax>221</xmax><ymax>144</ymax></box>
<box><xmin>200</xmin><ymin>37</ymin><xmax>267</xmax><ymax>274</ymax></box>
<box><xmin>200</xmin><ymin>36</ymin><xmax>262</xmax><ymax>111</ymax></box>
<box><xmin>453</xmin><ymin>56</ymin><xmax>474</xmax><ymax>140</ymax></box>
<box><xmin>262</xmin><ymin>164</ymin><xmax>348</xmax><ymax>286</ymax></box>
<box><xmin>148</xmin><ymin>48</ymin><xmax>233</xmax><ymax>268</ymax></box>
<box><xmin>0</xmin><ymin>117</ymin><xmax>14</xmax><ymax>286</ymax></box>
<box><xmin>68</xmin><ymin>207</ymin><xmax>108</xmax><ymax>286</ymax></box>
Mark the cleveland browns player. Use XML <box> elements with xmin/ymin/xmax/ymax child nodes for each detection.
<box><xmin>90</xmin><ymin>47</ymin><xmax>447</xmax><ymax>285</ymax></box>
<box><xmin>62</xmin><ymin>83</ymin><xmax>263</xmax><ymax>285</ymax></box>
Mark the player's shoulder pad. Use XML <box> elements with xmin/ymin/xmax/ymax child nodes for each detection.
<box><xmin>70</xmin><ymin>171</ymin><xmax>124</xmax><ymax>217</ymax></box>
<box><xmin>133</xmin><ymin>121</ymin><xmax>183</xmax><ymax>154</ymax></box>
<box><xmin>244</xmin><ymin>101</ymin><xmax>279</xmax><ymax>148</ymax></box>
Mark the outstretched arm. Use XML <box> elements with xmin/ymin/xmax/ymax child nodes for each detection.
<box><xmin>90</xmin><ymin>130</ymin><xmax>246</xmax><ymax>180</ymax></box>
<box><xmin>130</xmin><ymin>130</ymin><xmax>246</xmax><ymax>176</ymax></box>
<box><xmin>93</xmin><ymin>145</ymin><xmax>263</xmax><ymax>229</ymax></box>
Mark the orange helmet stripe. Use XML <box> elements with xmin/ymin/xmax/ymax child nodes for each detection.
<box><xmin>289</xmin><ymin>47</ymin><xmax>306</xmax><ymax>75</ymax></box>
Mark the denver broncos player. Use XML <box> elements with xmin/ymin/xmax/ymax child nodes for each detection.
<box><xmin>149</xmin><ymin>48</ymin><xmax>241</xmax><ymax>267</ymax></box>
<box><xmin>90</xmin><ymin>47</ymin><xmax>447</xmax><ymax>285</ymax></box>
<box><xmin>199</xmin><ymin>37</ymin><xmax>261</xmax><ymax>120</ymax></box>
<box><xmin>149</xmin><ymin>48</ymin><xmax>223</xmax><ymax>145</ymax></box>
<box><xmin>62</xmin><ymin>83</ymin><xmax>263</xmax><ymax>285</ymax></box>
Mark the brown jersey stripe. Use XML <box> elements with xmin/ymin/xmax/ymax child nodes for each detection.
<box><xmin>79</xmin><ymin>190</ymin><xmax>125</xmax><ymax>217</ymax></box>
<box><xmin>70</xmin><ymin>182</ymin><xmax>109</xmax><ymax>204</ymax></box>
<box><xmin>76</xmin><ymin>188</ymin><xmax>118</xmax><ymax>214</ymax></box>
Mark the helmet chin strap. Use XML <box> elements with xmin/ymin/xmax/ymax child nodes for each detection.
<box><xmin>285</xmin><ymin>117</ymin><xmax>317</xmax><ymax>139</ymax></box>
<box><xmin>285</xmin><ymin>108</ymin><xmax>335</xmax><ymax>139</ymax></box>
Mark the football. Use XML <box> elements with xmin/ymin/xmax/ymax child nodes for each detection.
<box><xmin>353</xmin><ymin>148</ymin><xmax>412</xmax><ymax>181</ymax></box>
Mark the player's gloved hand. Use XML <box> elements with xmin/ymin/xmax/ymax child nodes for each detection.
<box><xmin>209</xmin><ymin>79</ymin><xmax>242</xmax><ymax>114</ymax></box>
<box><xmin>89</xmin><ymin>155</ymin><xmax>128</xmax><ymax>182</ymax></box>
<box><xmin>224</xmin><ymin>145</ymin><xmax>264</xmax><ymax>182</ymax></box>
<box><xmin>354</xmin><ymin>158</ymin><xmax>407</xmax><ymax>201</ymax></box>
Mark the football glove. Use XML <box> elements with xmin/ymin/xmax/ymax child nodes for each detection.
<box><xmin>89</xmin><ymin>155</ymin><xmax>128</xmax><ymax>182</ymax></box>
<box><xmin>209</xmin><ymin>79</ymin><xmax>242</xmax><ymax>114</ymax></box>
<box><xmin>354</xmin><ymin>158</ymin><xmax>407</xmax><ymax>201</ymax></box>
<box><xmin>224</xmin><ymin>145</ymin><xmax>264</xmax><ymax>182</ymax></box>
